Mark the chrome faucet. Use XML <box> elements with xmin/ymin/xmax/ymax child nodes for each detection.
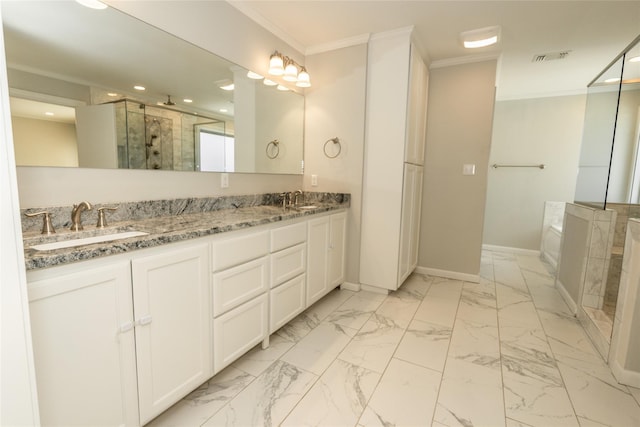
<box><xmin>293</xmin><ymin>190</ymin><xmax>303</xmax><ymax>207</ymax></box>
<box><xmin>70</xmin><ymin>201</ymin><xmax>92</xmax><ymax>231</ymax></box>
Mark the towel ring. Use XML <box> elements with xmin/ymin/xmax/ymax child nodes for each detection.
<box><xmin>266</xmin><ymin>139</ymin><xmax>280</xmax><ymax>159</ymax></box>
<box><xmin>323</xmin><ymin>137</ymin><xmax>341</xmax><ymax>159</ymax></box>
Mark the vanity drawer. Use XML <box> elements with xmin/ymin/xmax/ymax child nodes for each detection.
<box><xmin>271</xmin><ymin>221</ymin><xmax>307</xmax><ymax>252</ymax></box>
<box><xmin>270</xmin><ymin>274</ymin><xmax>306</xmax><ymax>334</ymax></box>
<box><xmin>212</xmin><ymin>230</ymin><xmax>269</xmax><ymax>271</ymax></box>
<box><xmin>270</xmin><ymin>243</ymin><xmax>306</xmax><ymax>288</ymax></box>
<box><xmin>213</xmin><ymin>293</ymin><xmax>268</xmax><ymax>373</ymax></box>
<box><xmin>212</xmin><ymin>256</ymin><xmax>269</xmax><ymax>317</ymax></box>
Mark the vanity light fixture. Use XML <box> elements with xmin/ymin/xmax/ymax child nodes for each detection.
<box><xmin>268</xmin><ymin>50</ymin><xmax>311</xmax><ymax>87</ymax></box>
<box><xmin>269</xmin><ymin>52</ymin><xmax>285</xmax><ymax>75</ymax></box>
<box><xmin>75</xmin><ymin>0</ymin><xmax>108</xmax><ymax>10</ymax></box>
<box><xmin>460</xmin><ymin>25</ymin><xmax>501</xmax><ymax>49</ymax></box>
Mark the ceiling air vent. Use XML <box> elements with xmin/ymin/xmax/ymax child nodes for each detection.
<box><xmin>532</xmin><ymin>51</ymin><xmax>571</xmax><ymax>62</ymax></box>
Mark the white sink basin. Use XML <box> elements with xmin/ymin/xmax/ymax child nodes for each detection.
<box><xmin>30</xmin><ymin>231</ymin><xmax>149</xmax><ymax>251</ymax></box>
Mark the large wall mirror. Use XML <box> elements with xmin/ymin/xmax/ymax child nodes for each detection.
<box><xmin>2</xmin><ymin>1</ymin><xmax>304</xmax><ymax>174</ymax></box>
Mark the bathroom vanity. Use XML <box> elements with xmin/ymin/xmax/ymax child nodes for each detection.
<box><xmin>23</xmin><ymin>194</ymin><xmax>348</xmax><ymax>426</ymax></box>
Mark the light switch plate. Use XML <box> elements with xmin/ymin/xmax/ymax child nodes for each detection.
<box><xmin>462</xmin><ymin>164</ymin><xmax>476</xmax><ymax>176</ymax></box>
<box><xmin>311</xmin><ymin>174</ymin><xmax>318</xmax><ymax>186</ymax></box>
<box><xmin>221</xmin><ymin>173</ymin><xmax>229</xmax><ymax>188</ymax></box>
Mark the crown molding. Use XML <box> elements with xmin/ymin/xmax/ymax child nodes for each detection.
<box><xmin>429</xmin><ymin>52</ymin><xmax>501</xmax><ymax>69</ymax></box>
<box><xmin>306</xmin><ymin>33</ymin><xmax>371</xmax><ymax>55</ymax></box>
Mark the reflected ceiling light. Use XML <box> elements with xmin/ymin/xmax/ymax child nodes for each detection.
<box><xmin>183</xmin><ymin>98</ymin><xmax>193</xmax><ymax>103</ymax></box>
<box><xmin>268</xmin><ymin>50</ymin><xmax>311</xmax><ymax>87</ymax></box>
<box><xmin>605</xmin><ymin>77</ymin><xmax>621</xmax><ymax>83</ymax></box>
<box><xmin>460</xmin><ymin>26</ymin><xmax>501</xmax><ymax>49</ymax></box>
<box><xmin>247</xmin><ymin>71</ymin><xmax>264</xmax><ymax>80</ymax></box>
<box><xmin>276</xmin><ymin>85</ymin><xmax>289</xmax><ymax>91</ymax></box>
<box><xmin>629</xmin><ymin>55</ymin><xmax>640</xmax><ymax>63</ymax></box>
<box><xmin>133</xmin><ymin>85</ymin><xmax>145</xmax><ymax>91</ymax></box>
<box><xmin>219</xmin><ymin>83</ymin><xmax>235</xmax><ymax>91</ymax></box>
<box><xmin>45</xmin><ymin>112</ymin><xmax>54</xmax><ymax>116</ymax></box>
<box><xmin>107</xmin><ymin>92</ymin><xmax>119</xmax><ymax>97</ymax></box>
<box><xmin>263</xmin><ymin>79</ymin><xmax>278</xmax><ymax>86</ymax></box>
<box><xmin>75</xmin><ymin>0</ymin><xmax>108</xmax><ymax>10</ymax></box>
<box><xmin>220</xmin><ymin>108</ymin><xmax>228</xmax><ymax>113</ymax></box>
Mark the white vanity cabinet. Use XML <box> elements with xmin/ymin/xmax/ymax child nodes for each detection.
<box><xmin>269</xmin><ymin>221</ymin><xmax>307</xmax><ymax>333</ymax></box>
<box><xmin>131</xmin><ymin>243</ymin><xmax>211</xmax><ymax>425</ymax></box>
<box><xmin>359</xmin><ymin>28</ymin><xmax>428</xmax><ymax>291</ymax></box>
<box><xmin>307</xmin><ymin>211</ymin><xmax>347</xmax><ymax>306</ymax></box>
<box><xmin>28</xmin><ymin>261</ymin><xmax>139</xmax><ymax>427</ymax></box>
<box><xmin>211</xmin><ymin>230</ymin><xmax>270</xmax><ymax>374</ymax></box>
<box><xmin>27</xmin><ymin>242</ymin><xmax>211</xmax><ymax>427</ymax></box>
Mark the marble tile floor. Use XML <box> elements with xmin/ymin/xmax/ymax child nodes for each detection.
<box><xmin>148</xmin><ymin>250</ymin><xmax>640</xmax><ymax>427</ymax></box>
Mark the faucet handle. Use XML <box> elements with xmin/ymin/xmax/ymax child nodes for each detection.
<box><xmin>96</xmin><ymin>206</ymin><xmax>119</xmax><ymax>228</ymax></box>
<box><xmin>25</xmin><ymin>211</ymin><xmax>56</xmax><ymax>235</ymax></box>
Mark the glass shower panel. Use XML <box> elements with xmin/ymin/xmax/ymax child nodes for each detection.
<box><xmin>574</xmin><ymin>57</ymin><xmax>624</xmax><ymax>208</ymax></box>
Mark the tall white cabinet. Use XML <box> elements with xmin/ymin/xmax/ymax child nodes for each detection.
<box><xmin>359</xmin><ymin>27</ymin><xmax>428</xmax><ymax>291</ymax></box>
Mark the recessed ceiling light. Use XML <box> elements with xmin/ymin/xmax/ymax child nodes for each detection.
<box><xmin>134</xmin><ymin>85</ymin><xmax>145</xmax><ymax>91</ymax></box>
<box><xmin>460</xmin><ymin>26</ymin><xmax>501</xmax><ymax>49</ymax></box>
<box><xmin>183</xmin><ymin>99</ymin><xmax>193</xmax><ymax>103</ymax></box>
<box><xmin>263</xmin><ymin>79</ymin><xmax>277</xmax><ymax>86</ymax></box>
<box><xmin>75</xmin><ymin>0</ymin><xmax>108</xmax><ymax>10</ymax></box>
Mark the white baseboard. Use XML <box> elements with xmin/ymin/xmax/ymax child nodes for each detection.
<box><xmin>359</xmin><ymin>284</ymin><xmax>390</xmax><ymax>295</ymax></box>
<box><xmin>414</xmin><ymin>266</ymin><xmax>480</xmax><ymax>283</ymax></box>
<box><xmin>610</xmin><ymin>355</ymin><xmax>640</xmax><ymax>389</ymax></box>
<box><xmin>482</xmin><ymin>244</ymin><xmax>540</xmax><ymax>256</ymax></box>
<box><xmin>340</xmin><ymin>281</ymin><xmax>360</xmax><ymax>292</ymax></box>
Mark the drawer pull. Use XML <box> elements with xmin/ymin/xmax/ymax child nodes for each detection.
<box><xmin>136</xmin><ymin>315</ymin><xmax>153</xmax><ymax>326</ymax></box>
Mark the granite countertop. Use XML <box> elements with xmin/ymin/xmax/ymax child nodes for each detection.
<box><xmin>23</xmin><ymin>202</ymin><xmax>346</xmax><ymax>271</ymax></box>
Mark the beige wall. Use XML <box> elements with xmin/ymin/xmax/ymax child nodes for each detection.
<box><xmin>12</xmin><ymin>117</ymin><xmax>77</xmax><ymax>167</ymax></box>
<box><xmin>419</xmin><ymin>60</ymin><xmax>497</xmax><ymax>276</ymax></box>
<box><xmin>303</xmin><ymin>44</ymin><xmax>368</xmax><ymax>284</ymax></box>
<box><xmin>483</xmin><ymin>95</ymin><xmax>586</xmax><ymax>250</ymax></box>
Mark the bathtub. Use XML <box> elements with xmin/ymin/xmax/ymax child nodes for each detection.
<box><xmin>541</xmin><ymin>223</ymin><xmax>562</xmax><ymax>269</ymax></box>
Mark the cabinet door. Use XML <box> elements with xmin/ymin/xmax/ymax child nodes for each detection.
<box><xmin>214</xmin><ymin>293</ymin><xmax>268</xmax><ymax>373</ymax></box>
<box><xmin>28</xmin><ymin>262</ymin><xmax>139</xmax><ymax>426</ymax></box>
<box><xmin>405</xmin><ymin>46</ymin><xmax>428</xmax><ymax>165</ymax></box>
<box><xmin>328</xmin><ymin>212</ymin><xmax>347</xmax><ymax>288</ymax></box>
<box><xmin>270</xmin><ymin>274</ymin><xmax>306</xmax><ymax>333</ymax></box>
<box><xmin>307</xmin><ymin>216</ymin><xmax>330</xmax><ymax>306</ymax></box>
<box><xmin>132</xmin><ymin>244</ymin><xmax>211</xmax><ymax>425</ymax></box>
<box><xmin>399</xmin><ymin>164</ymin><xmax>423</xmax><ymax>286</ymax></box>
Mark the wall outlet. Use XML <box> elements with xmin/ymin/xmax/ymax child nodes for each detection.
<box><xmin>220</xmin><ymin>173</ymin><xmax>229</xmax><ymax>188</ymax></box>
<box><xmin>311</xmin><ymin>174</ymin><xmax>318</xmax><ymax>186</ymax></box>
<box><xmin>462</xmin><ymin>164</ymin><xmax>476</xmax><ymax>176</ymax></box>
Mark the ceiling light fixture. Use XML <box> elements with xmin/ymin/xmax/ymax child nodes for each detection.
<box><xmin>460</xmin><ymin>26</ymin><xmax>501</xmax><ymax>49</ymax></box>
<box><xmin>268</xmin><ymin>50</ymin><xmax>311</xmax><ymax>88</ymax></box>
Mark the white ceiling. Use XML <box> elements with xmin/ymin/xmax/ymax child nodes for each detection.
<box><xmin>229</xmin><ymin>0</ymin><xmax>640</xmax><ymax>100</ymax></box>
